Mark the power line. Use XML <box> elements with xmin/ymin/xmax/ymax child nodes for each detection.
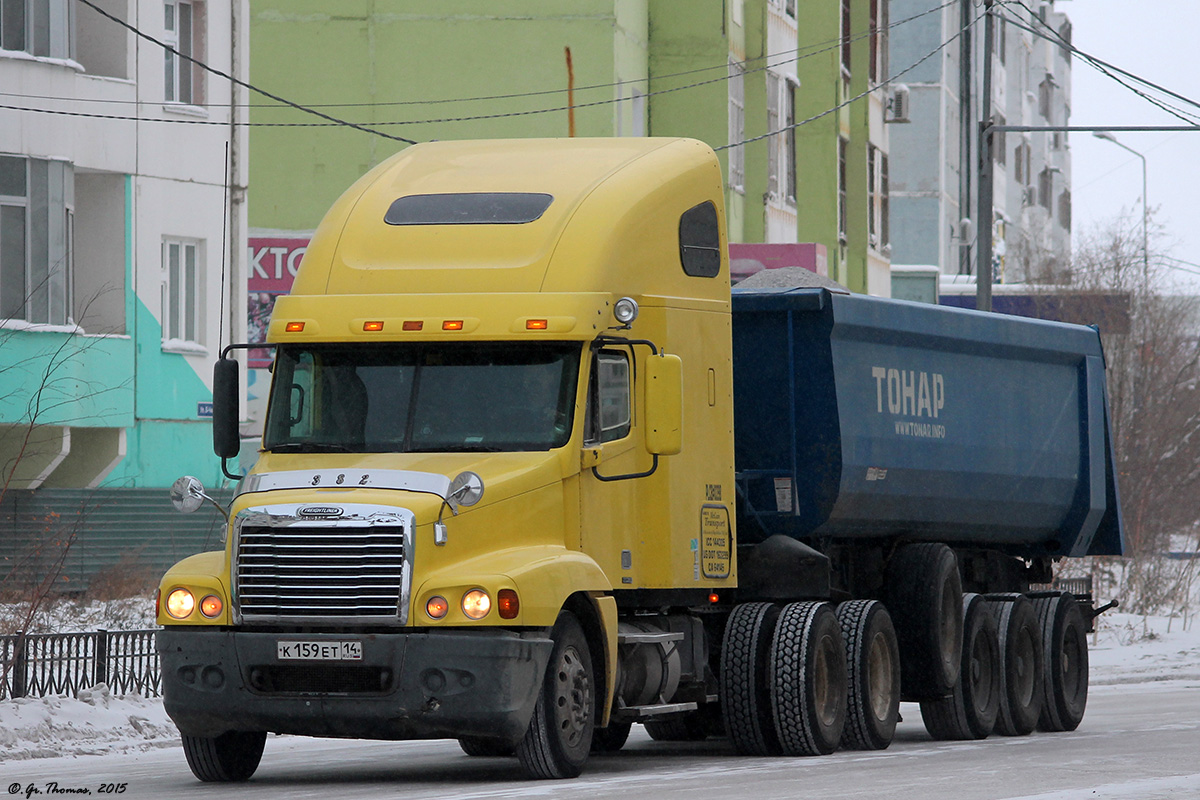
<box><xmin>718</xmin><ymin>2</ymin><xmax>984</xmax><ymax>150</ymax></box>
<box><xmin>71</xmin><ymin>0</ymin><xmax>417</xmax><ymax>144</ymax></box>
<box><xmin>997</xmin><ymin>1</ymin><xmax>1200</xmax><ymax>127</ymax></box>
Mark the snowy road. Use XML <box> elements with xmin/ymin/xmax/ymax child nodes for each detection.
<box><xmin>3</xmin><ymin>681</ymin><xmax>1198</xmax><ymax>800</ymax></box>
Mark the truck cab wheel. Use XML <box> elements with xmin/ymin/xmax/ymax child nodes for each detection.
<box><xmin>987</xmin><ymin>594</ymin><xmax>1044</xmax><ymax>736</ymax></box>
<box><xmin>920</xmin><ymin>593</ymin><xmax>1001</xmax><ymax>740</ymax></box>
<box><xmin>837</xmin><ymin>599</ymin><xmax>900</xmax><ymax>750</ymax></box>
<box><xmin>720</xmin><ymin>602</ymin><xmax>783</xmax><ymax>756</ymax></box>
<box><xmin>516</xmin><ymin>611</ymin><xmax>595</xmax><ymax>779</ymax></box>
<box><xmin>769</xmin><ymin>601</ymin><xmax>847</xmax><ymax>756</ymax></box>
<box><xmin>1034</xmin><ymin>592</ymin><xmax>1088</xmax><ymax>732</ymax></box>
<box><xmin>181</xmin><ymin>730</ymin><xmax>267</xmax><ymax>782</ymax></box>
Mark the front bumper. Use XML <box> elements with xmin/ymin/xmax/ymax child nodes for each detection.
<box><xmin>158</xmin><ymin>628</ymin><xmax>552</xmax><ymax>743</ymax></box>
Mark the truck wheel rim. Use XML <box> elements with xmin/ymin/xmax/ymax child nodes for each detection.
<box><xmin>868</xmin><ymin>631</ymin><xmax>895</xmax><ymax>721</ymax></box>
<box><xmin>554</xmin><ymin>644</ymin><xmax>591</xmax><ymax>747</ymax></box>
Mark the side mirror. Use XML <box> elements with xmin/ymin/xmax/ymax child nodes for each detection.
<box><xmin>170</xmin><ymin>475</ymin><xmax>207</xmax><ymax>513</ymax></box>
<box><xmin>213</xmin><ymin>358</ymin><xmax>240</xmax><ymax>459</ymax></box>
<box><xmin>644</xmin><ymin>353</ymin><xmax>683</xmax><ymax>456</ymax></box>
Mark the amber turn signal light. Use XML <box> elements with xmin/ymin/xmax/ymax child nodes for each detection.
<box><xmin>285</xmin><ymin>321</ymin><xmax>305</xmax><ymax>332</ymax></box>
<box><xmin>497</xmin><ymin>589</ymin><xmax>519</xmax><ymax>619</ymax></box>
<box><xmin>200</xmin><ymin>595</ymin><xmax>224</xmax><ymax>618</ymax></box>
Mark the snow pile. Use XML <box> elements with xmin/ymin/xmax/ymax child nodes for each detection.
<box><xmin>0</xmin><ymin>684</ymin><xmax>176</xmax><ymax>762</ymax></box>
<box><xmin>1089</xmin><ymin>609</ymin><xmax>1200</xmax><ymax>684</ymax></box>
<box><xmin>1</xmin><ymin>596</ymin><xmax>158</xmax><ymax>635</ymax></box>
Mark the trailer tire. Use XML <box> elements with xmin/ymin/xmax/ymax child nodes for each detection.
<box><xmin>720</xmin><ymin>602</ymin><xmax>782</xmax><ymax>756</ymax></box>
<box><xmin>836</xmin><ymin>600</ymin><xmax>900</xmax><ymax>750</ymax></box>
<box><xmin>920</xmin><ymin>593</ymin><xmax>1000</xmax><ymax>740</ymax></box>
<box><xmin>516</xmin><ymin>611</ymin><xmax>595</xmax><ymax>779</ymax></box>
<box><xmin>458</xmin><ymin>737</ymin><xmax>515</xmax><ymax>757</ymax></box>
<box><xmin>886</xmin><ymin>543</ymin><xmax>963</xmax><ymax>699</ymax></box>
<box><xmin>181</xmin><ymin>730</ymin><xmax>266</xmax><ymax>782</ymax></box>
<box><xmin>987</xmin><ymin>594</ymin><xmax>1044</xmax><ymax>737</ymax></box>
<box><xmin>1034</xmin><ymin>592</ymin><xmax>1088</xmax><ymax>732</ymax></box>
<box><xmin>770</xmin><ymin>601</ymin><xmax>847</xmax><ymax>756</ymax></box>
<box><xmin>644</xmin><ymin>713</ymin><xmax>710</xmax><ymax>742</ymax></box>
<box><xmin>590</xmin><ymin>721</ymin><xmax>632</xmax><ymax>753</ymax></box>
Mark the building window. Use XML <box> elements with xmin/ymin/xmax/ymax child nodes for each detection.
<box><xmin>841</xmin><ymin>0</ymin><xmax>852</xmax><ymax>76</ymax></box>
<box><xmin>880</xmin><ymin>152</ymin><xmax>889</xmax><ymax>249</ymax></box>
<box><xmin>164</xmin><ymin>0</ymin><xmax>205</xmax><ymax>106</ymax></box>
<box><xmin>0</xmin><ymin>0</ymin><xmax>73</xmax><ymax>59</ymax></box>
<box><xmin>1038</xmin><ymin>168</ymin><xmax>1054</xmax><ymax>213</ymax></box>
<box><xmin>869</xmin><ymin>0</ymin><xmax>888</xmax><ymax>84</ymax></box>
<box><xmin>728</xmin><ymin>60</ymin><xmax>745</xmax><ymax>193</ymax></box>
<box><xmin>996</xmin><ymin>16</ymin><xmax>1006</xmax><ymax>66</ymax></box>
<box><xmin>837</xmin><ymin>137</ymin><xmax>848</xmax><ymax>243</ymax></box>
<box><xmin>1038</xmin><ymin>75</ymin><xmax>1055</xmax><ymax>121</ymax></box>
<box><xmin>0</xmin><ymin>155</ymin><xmax>73</xmax><ymax>326</ymax></box>
<box><xmin>868</xmin><ymin>146</ymin><xmax>888</xmax><ymax>251</ymax></box>
<box><xmin>1058</xmin><ymin>190</ymin><xmax>1071</xmax><ymax>231</ymax></box>
<box><xmin>162</xmin><ymin>238</ymin><xmax>202</xmax><ymax>345</ymax></box>
<box><xmin>785</xmin><ymin>81</ymin><xmax>797</xmax><ymax>202</ymax></box>
<box><xmin>766</xmin><ymin>72</ymin><xmax>780</xmax><ymax>198</ymax></box>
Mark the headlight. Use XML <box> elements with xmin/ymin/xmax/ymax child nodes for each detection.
<box><xmin>461</xmin><ymin>589</ymin><xmax>491</xmax><ymax>620</ymax></box>
<box><xmin>165</xmin><ymin>588</ymin><xmax>195</xmax><ymax>619</ymax></box>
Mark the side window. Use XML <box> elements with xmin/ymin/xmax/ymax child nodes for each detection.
<box><xmin>585</xmin><ymin>351</ymin><xmax>631</xmax><ymax>445</ymax></box>
<box><xmin>679</xmin><ymin>201</ymin><xmax>721</xmax><ymax>278</ymax></box>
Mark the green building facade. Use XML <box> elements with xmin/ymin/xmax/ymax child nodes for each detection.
<box><xmin>248</xmin><ymin>0</ymin><xmax>889</xmax><ymax>294</ymax></box>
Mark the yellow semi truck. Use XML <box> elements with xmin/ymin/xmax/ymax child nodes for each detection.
<box><xmin>158</xmin><ymin>137</ymin><xmax>1121</xmax><ymax>781</ymax></box>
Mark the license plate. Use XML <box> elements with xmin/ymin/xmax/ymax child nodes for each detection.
<box><xmin>277</xmin><ymin>640</ymin><xmax>363</xmax><ymax>661</ymax></box>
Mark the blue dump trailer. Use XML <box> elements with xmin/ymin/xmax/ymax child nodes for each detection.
<box><xmin>725</xmin><ymin>286</ymin><xmax>1123</xmax><ymax>748</ymax></box>
<box><xmin>731</xmin><ymin>287</ymin><xmax>1123</xmax><ymax>558</ymax></box>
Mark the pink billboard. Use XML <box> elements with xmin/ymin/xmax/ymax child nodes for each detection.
<box><xmin>247</xmin><ymin>237</ymin><xmax>309</xmax><ymax>368</ymax></box>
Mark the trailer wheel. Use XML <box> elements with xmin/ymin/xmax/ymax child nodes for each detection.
<box><xmin>1034</xmin><ymin>592</ymin><xmax>1088</xmax><ymax>732</ymax></box>
<box><xmin>770</xmin><ymin>601</ymin><xmax>847</xmax><ymax>756</ymax></box>
<box><xmin>181</xmin><ymin>730</ymin><xmax>266</xmax><ymax>782</ymax></box>
<box><xmin>644</xmin><ymin>713</ymin><xmax>710</xmax><ymax>742</ymax></box>
<box><xmin>720</xmin><ymin>602</ymin><xmax>782</xmax><ymax>756</ymax></box>
<box><xmin>886</xmin><ymin>543</ymin><xmax>963</xmax><ymax>700</ymax></box>
<box><xmin>836</xmin><ymin>600</ymin><xmax>900</xmax><ymax>750</ymax></box>
<box><xmin>590</xmin><ymin>721</ymin><xmax>632</xmax><ymax>752</ymax></box>
<box><xmin>458</xmin><ymin>737</ymin><xmax>515</xmax><ymax>757</ymax></box>
<box><xmin>516</xmin><ymin>611</ymin><xmax>595</xmax><ymax>779</ymax></box>
<box><xmin>920</xmin><ymin>593</ymin><xmax>1001</xmax><ymax>740</ymax></box>
<box><xmin>987</xmin><ymin>594</ymin><xmax>1044</xmax><ymax>736</ymax></box>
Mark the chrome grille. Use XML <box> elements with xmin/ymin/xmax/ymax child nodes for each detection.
<box><xmin>236</xmin><ymin>524</ymin><xmax>407</xmax><ymax>620</ymax></box>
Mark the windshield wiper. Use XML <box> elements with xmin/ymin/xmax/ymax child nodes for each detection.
<box><xmin>269</xmin><ymin>442</ymin><xmax>357</xmax><ymax>453</ymax></box>
<box><xmin>409</xmin><ymin>444</ymin><xmax>509</xmax><ymax>453</ymax></box>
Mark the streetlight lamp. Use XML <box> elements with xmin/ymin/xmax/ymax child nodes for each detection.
<box><xmin>1092</xmin><ymin>130</ymin><xmax>1149</xmax><ymax>280</ymax></box>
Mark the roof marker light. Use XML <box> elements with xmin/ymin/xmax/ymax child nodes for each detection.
<box><xmin>526</xmin><ymin>319</ymin><xmax>548</xmax><ymax>330</ymax></box>
<box><xmin>285</xmin><ymin>322</ymin><xmax>305</xmax><ymax>332</ymax></box>
<box><xmin>363</xmin><ymin>321</ymin><xmax>385</xmax><ymax>332</ymax></box>
<box><xmin>443</xmin><ymin>320</ymin><xmax>464</xmax><ymax>331</ymax></box>
<box><xmin>403</xmin><ymin>320</ymin><xmax>423</xmax><ymax>331</ymax></box>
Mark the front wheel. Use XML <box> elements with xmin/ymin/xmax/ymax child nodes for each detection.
<box><xmin>181</xmin><ymin>730</ymin><xmax>266</xmax><ymax>782</ymax></box>
<box><xmin>516</xmin><ymin>611</ymin><xmax>595</xmax><ymax>779</ymax></box>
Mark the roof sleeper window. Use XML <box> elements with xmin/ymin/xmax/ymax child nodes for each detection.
<box><xmin>679</xmin><ymin>201</ymin><xmax>721</xmax><ymax>278</ymax></box>
<box><xmin>384</xmin><ymin>192</ymin><xmax>553</xmax><ymax>226</ymax></box>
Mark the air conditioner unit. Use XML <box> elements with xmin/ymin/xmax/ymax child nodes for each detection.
<box><xmin>887</xmin><ymin>84</ymin><xmax>911</xmax><ymax>124</ymax></box>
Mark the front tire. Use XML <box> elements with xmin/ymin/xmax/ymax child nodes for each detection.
<box><xmin>181</xmin><ymin>730</ymin><xmax>266</xmax><ymax>782</ymax></box>
<box><xmin>516</xmin><ymin>611</ymin><xmax>595</xmax><ymax>779</ymax></box>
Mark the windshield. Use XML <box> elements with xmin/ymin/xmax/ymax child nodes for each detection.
<box><xmin>263</xmin><ymin>342</ymin><xmax>581</xmax><ymax>453</ymax></box>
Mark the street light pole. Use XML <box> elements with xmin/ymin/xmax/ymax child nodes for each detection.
<box><xmin>1093</xmin><ymin>130</ymin><xmax>1149</xmax><ymax>281</ymax></box>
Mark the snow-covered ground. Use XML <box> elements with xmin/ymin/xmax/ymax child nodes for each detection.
<box><xmin>1</xmin><ymin>603</ymin><xmax>1197</xmax><ymax>764</ymax></box>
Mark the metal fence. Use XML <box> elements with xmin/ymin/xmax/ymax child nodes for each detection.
<box><xmin>0</xmin><ymin>629</ymin><xmax>160</xmax><ymax>700</ymax></box>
